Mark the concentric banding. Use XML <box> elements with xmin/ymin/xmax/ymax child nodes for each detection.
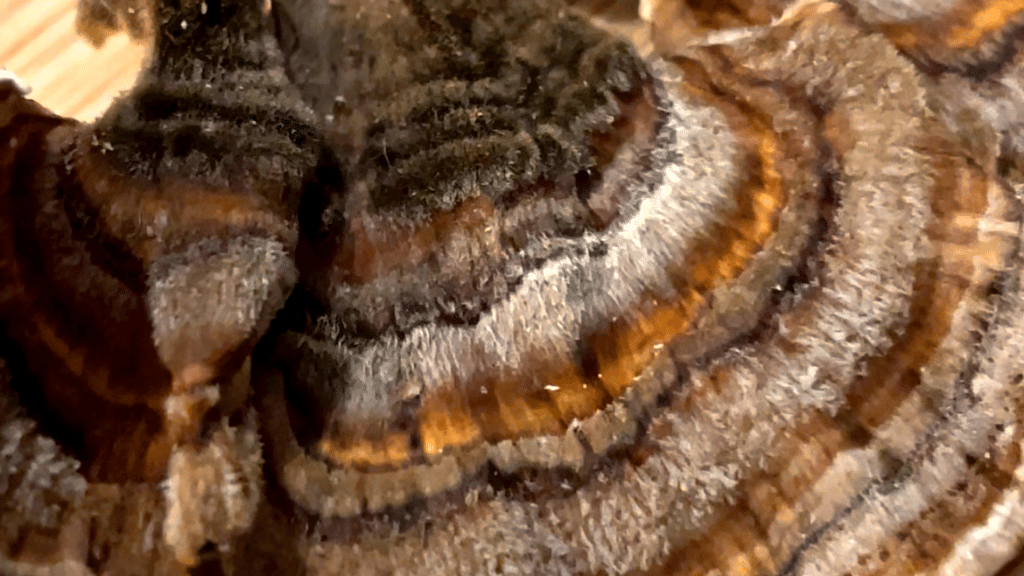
<box><xmin>284</xmin><ymin>4</ymin><xmax>1021</xmax><ymax>576</ymax></box>
<box><xmin>0</xmin><ymin>10</ymin><xmax>326</xmax><ymax>574</ymax></box>
<box><xmin>3</xmin><ymin>1</ymin><xmax>1024</xmax><ymax>575</ymax></box>
<box><xmin>267</xmin><ymin>7</ymin><xmax>826</xmax><ymax>516</ymax></box>
<box><xmin>844</xmin><ymin>0</ymin><xmax>1024</xmax><ymax>176</ymax></box>
<box><xmin>839</xmin><ymin>0</ymin><xmax>1024</xmax><ymax>75</ymax></box>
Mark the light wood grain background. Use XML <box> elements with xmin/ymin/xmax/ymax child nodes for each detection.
<box><xmin>0</xmin><ymin>0</ymin><xmax>146</xmax><ymax>121</ymax></box>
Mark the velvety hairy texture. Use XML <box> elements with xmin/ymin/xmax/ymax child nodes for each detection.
<box><xmin>0</xmin><ymin>360</ymin><xmax>86</xmax><ymax>551</ymax></box>
<box><xmin>273</xmin><ymin>3</ymin><xmax>1022</xmax><ymax>576</ymax></box>
<box><xmin>3</xmin><ymin>0</ymin><xmax>1024</xmax><ymax>575</ymax></box>
<box><xmin>835</xmin><ymin>0</ymin><xmax>1024</xmax><ymax>176</ymax></box>
<box><xmin>273</xmin><ymin>0</ymin><xmax>650</xmax><ymax>244</ymax></box>
<box><xmin>94</xmin><ymin>0</ymin><xmax>319</xmax><ymax>196</ymax></box>
<box><xmin>274</xmin><ymin>0</ymin><xmax>661</xmax><ymax>344</ymax></box>
<box><xmin>1</xmin><ymin>0</ymin><xmax>322</xmax><ymax>570</ymax></box>
<box><xmin>352</xmin><ymin>1</ymin><xmax>641</xmax><ymax>214</ymax></box>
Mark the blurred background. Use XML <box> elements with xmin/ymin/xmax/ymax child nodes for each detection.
<box><xmin>0</xmin><ymin>0</ymin><xmax>146</xmax><ymax>120</ymax></box>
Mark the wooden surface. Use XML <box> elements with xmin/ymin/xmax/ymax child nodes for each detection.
<box><xmin>0</xmin><ymin>0</ymin><xmax>146</xmax><ymax>120</ymax></box>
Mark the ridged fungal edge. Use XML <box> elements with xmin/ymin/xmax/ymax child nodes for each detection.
<box><xmin>2</xmin><ymin>1</ymin><xmax>1024</xmax><ymax>575</ymax></box>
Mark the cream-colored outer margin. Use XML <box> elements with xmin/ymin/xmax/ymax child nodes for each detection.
<box><xmin>933</xmin><ymin>189</ymin><xmax>1024</xmax><ymax>576</ymax></box>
